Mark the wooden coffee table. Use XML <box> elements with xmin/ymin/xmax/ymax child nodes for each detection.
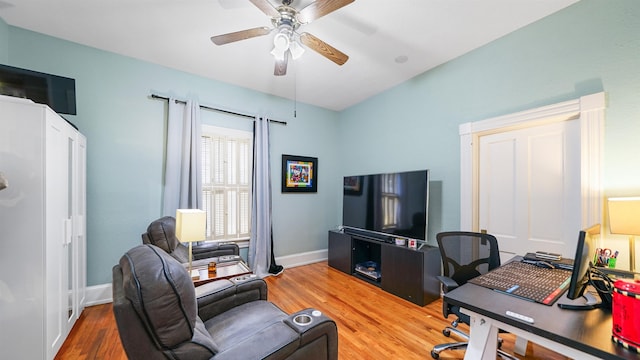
<box><xmin>190</xmin><ymin>259</ymin><xmax>252</xmax><ymax>287</ymax></box>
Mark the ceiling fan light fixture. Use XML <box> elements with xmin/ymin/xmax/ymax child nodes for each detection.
<box><xmin>270</xmin><ymin>47</ymin><xmax>287</xmax><ymax>61</ymax></box>
<box><xmin>212</xmin><ymin>0</ymin><xmax>354</xmax><ymax>73</ymax></box>
<box><xmin>271</xmin><ymin>30</ymin><xmax>290</xmax><ymax>60</ymax></box>
<box><xmin>289</xmin><ymin>40</ymin><xmax>305</xmax><ymax>60</ymax></box>
<box><xmin>273</xmin><ymin>31</ymin><xmax>290</xmax><ymax>51</ymax></box>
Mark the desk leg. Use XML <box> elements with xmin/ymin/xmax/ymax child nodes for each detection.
<box><xmin>462</xmin><ymin>308</ymin><xmax>601</xmax><ymax>360</ymax></box>
<box><xmin>464</xmin><ymin>314</ymin><xmax>499</xmax><ymax>360</ymax></box>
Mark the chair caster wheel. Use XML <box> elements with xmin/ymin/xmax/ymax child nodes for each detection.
<box><xmin>431</xmin><ymin>350</ymin><xmax>439</xmax><ymax>359</ymax></box>
<box><xmin>443</xmin><ymin>329</ymin><xmax>451</xmax><ymax>337</ymax></box>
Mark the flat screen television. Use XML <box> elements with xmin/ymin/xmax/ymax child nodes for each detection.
<box><xmin>342</xmin><ymin>169</ymin><xmax>429</xmax><ymax>241</ymax></box>
<box><xmin>0</xmin><ymin>64</ymin><xmax>77</xmax><ymax>115</ymax></box>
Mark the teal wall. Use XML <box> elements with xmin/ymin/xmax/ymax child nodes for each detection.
<box><xmin>2</xmin><ymin>0</ymin><xmax>640</xmax><ymax>285</ymax></box>
<box><xmin>5</xmin><ymin>27</ymin><xmax>341</xmax><ymax>286</ymax></box>
<box><xmin>0</xmin><ymin>17</ymin><xmax>7</xmax><ymax>63</ymax></box>
<box><xmin>339</xmin><ymin>0</ymin><xmax>640</xmax><ymax>242</ymax></box>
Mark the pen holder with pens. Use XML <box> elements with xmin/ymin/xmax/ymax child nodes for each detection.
<box><xmin>594</xmin><ymin>248</ymin><xmax>618</xmax><ymax>269</ymax></box>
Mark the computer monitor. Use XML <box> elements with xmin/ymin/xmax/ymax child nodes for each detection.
<box><xmin>558</xmin><ymin>224</ymin><xmax>612</xmax><ymax>310</ymax></box>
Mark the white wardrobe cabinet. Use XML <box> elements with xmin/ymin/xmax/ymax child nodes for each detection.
<box><xmin>0</xmin><ymin>95</ymin><xmax>86</xmax><ymax>359</ymax></box>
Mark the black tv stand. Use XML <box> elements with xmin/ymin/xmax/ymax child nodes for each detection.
<box><xmin>328</xmin><ymin>230</ymin><xmax>441</xmax><ymax>306</ymax></box>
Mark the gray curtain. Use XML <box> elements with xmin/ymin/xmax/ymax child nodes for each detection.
<box><xmin>162</xmin><ymin>98</ymin><xmax>202</xmax><ymax>216</ymax></box>
<box><xmin>249</xmin><ymin>117</ymin><xmax>272</xmax><ymax>277</ymax></box>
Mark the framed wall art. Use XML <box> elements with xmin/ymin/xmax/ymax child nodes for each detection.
<box><xmin>281</xmin><ymin>154</ymin><xmax>318</xmax><ymax>193</ymax></box>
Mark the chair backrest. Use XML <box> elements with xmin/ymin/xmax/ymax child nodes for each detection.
<box><xmin>112</xmin><ymin>244</ymin><xmax>217</xmax><ymax>359</ymax></box>
<box><xmin>142</xmin><ymin>216</ymin><xmax>191</xmax><ymax>262</ymax></box>
<box><xmin>436</xmin><ymin>231</ymin><xmax>501</xmax><ymax>287</ymax></box>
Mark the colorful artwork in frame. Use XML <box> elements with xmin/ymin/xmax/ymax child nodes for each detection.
<box><xmin>281</xmin><ymin>154</ymin><xmax>318</xmax><ymax>193</ymax></box>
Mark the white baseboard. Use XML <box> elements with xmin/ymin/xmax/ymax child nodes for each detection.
<box><xmin>85</xmin><ymin>283</ymin><xmax>114</xmax><ymax>306</ymax></box>
<box><xmin>85</xmin><ymin>248</ymin><xmax>328</xmax><ymax>305</ymax></box>
<box><xmin>274</xmin><ymin>249</ymin><xmax>327</xmax><ymax>269</ymax></box>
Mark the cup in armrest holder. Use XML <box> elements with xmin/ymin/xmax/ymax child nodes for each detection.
<box><xmin>293</xmin><ymin>314</ymin><xmax>313</xmax><ymax>326</ymax></box>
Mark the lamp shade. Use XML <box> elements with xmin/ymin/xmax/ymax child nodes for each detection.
<box><xmin>289</xmin><ymin>40</ymin><xmax>305</xmax><ymax>60</ymax></box>
<box><xmin>608</xmin><ymin>197</ymin><xmax>640</xmax><ymax>235</ymax></box>
<box><xmin>175</xmin><ymin>209</ymin><xmax>206</xmax><ymax>243</ymax></box>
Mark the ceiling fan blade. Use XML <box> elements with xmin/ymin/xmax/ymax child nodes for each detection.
<box><xmin>299</xmin><ymin>32</ymin><xmax>349</xmax><ymax>65</ymax></box>
<box><xmin>211</xmin><ymin>27</ymin><xmax>271</xmax><ymax>45</ymax></box>
<box><xmin>249</xmin><ymin>0</ymin><xmax>280</xmax><ymax>18</ymax></box>
<box><xmin>297</xmin><ymin>0</ymin><xmax>355</xmax><ymax>24</ymax></box>
<box><xmin>274</xmin><ymin>53</ymin><xmax>288</xmax><ymax>76</ymax></box>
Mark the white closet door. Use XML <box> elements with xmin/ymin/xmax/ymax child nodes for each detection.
<box><xmin>44</xmin><ymin>111</ymin><xmax>71</xmax><ymax>359</ymax></box>
<box><xmin>478</xmin><ymin>119</ymin><xmax>581</xmax><ymax>262</ymax></box>
<box><xmin>1</xmin><ymin>96</ymin><xmax>85</xmax><ymax>360</ymax></box>
<box><xmin>75</xmin><ymin>133</ymin><xmax>87</xmax><ymax>313</ymax></box>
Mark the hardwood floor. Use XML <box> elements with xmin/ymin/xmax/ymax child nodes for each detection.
<box><xmin>56</xmin><ymin>261</ymin><xmax>569</xmax><ymax>359</ymax></box>
<box><xmin>56</xmin><ymin>298</ymin><xmax>127</xmax><ymax>360</ymax></box>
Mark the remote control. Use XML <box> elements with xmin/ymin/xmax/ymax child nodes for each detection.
<box><xmin>218</xmin><ymin>255</ymin><xmax>240</xmax><ymax>262</ymax></box>
<box><xmin>506</xmin><ymin>311</ymin><xmax>534</xmax><ymax>324</ymax></box>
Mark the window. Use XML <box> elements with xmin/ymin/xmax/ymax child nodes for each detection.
<box><xmin>201</xmin><ymin>125</ymin><xmax>252</xmax><ymax>242</ymax></box>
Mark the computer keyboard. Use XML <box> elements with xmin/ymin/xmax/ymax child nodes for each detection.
<box><xmin>469</xmin><ymin>261</ymin><xmax>571</xmax><ymax>305</ymax></box>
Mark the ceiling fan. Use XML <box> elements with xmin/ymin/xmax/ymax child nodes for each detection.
<box><xmin>211</xmin><ymin>0</ymin><xmax>354</xmax><ymax>76</ymax></box>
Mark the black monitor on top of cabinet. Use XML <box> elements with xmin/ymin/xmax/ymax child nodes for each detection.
<box><xmin>0</xmin><ymin>64</ymin><xmax>76</xmax><ymax>115</ymax></box>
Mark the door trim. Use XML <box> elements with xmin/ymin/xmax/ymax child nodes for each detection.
<box><xmin>459</xmin><ymin>92</ymin><xmax>605</xmax><ymax>231</ymax></box>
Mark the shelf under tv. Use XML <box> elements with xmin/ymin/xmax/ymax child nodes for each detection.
<box><xmin>354</xmin><ymin>261</ymin><xmax>381</xmax><ymax>281</ymax></box>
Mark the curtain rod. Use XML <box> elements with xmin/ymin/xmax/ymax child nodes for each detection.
<box><xmin>150</xmin><ymin>94</ymin><xmax>287</xmax><ymax>126</ymax></box>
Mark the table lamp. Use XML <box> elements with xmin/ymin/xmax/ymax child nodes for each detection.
<box><xmin>607</xmin><ymin>197</ymin><xmax>640</xmax><ymax>273</ymax></box>
<box><xmin>175</xmin><ymin>208</ymin><xmax>206</xmax><ymax>276</ymax></box>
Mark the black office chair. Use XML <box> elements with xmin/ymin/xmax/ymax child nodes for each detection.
<box><xmin>431</xmin><ymin>231</ymin><xmax>517</xmax><ymax>359</ymax></box>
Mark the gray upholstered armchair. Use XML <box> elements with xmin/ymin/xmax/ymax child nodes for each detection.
<box><xmin>112</xmin><ymin>244</ymin><xmax>338</xmax><ymax>360</ymax></box>
<box><xmin>142</xmin><ymin>216</ymin><xmax>240</xmax><ymax>266</ymax></box>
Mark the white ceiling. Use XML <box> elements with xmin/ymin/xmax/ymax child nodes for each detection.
<box><xmin>0</xmin><ymin>0</ymin><xmax>579</xmax><ymax>111</ymax></box>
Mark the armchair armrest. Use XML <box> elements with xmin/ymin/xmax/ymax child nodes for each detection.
<box><xmin>284</xmin><ymin>308</ymin><xmax>338</xmax><ymax>341</ymax></box>
<box><xmin>436</xmin><ymin>275</ymin><xmax>460</xmax><ymax>292</ymax></box>
<box><xmin>216</xmin><ymin>308</ymin><xmax>338</xmax><ymax>360</ymax></box>
<box><xmin>196</xmin><ymin>277</ymin><xmax>267</xmax><ymax>321</ymax></box>
<box><xmin>284</xmin><ymin>308</ymin><xmax>339</xmax><ymax>359</ymax></box>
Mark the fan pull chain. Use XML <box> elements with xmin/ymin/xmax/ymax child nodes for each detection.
<box><xmin>293</xmin><ymin>65</ymin><xmax>297</xmax><ymax>118</ymax></box>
